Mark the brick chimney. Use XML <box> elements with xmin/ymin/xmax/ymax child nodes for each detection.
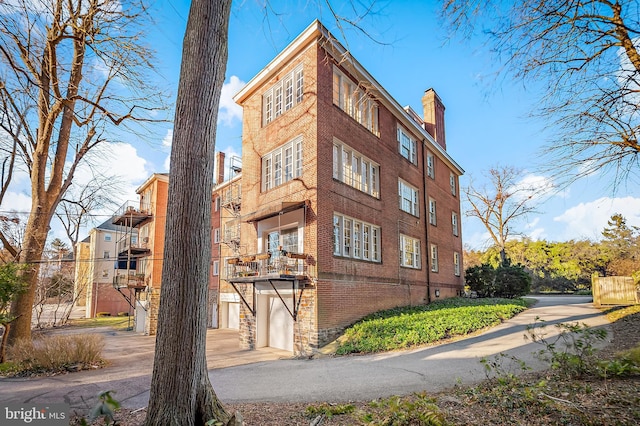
<box><xmin>216</xmin><ymin>151</ymin><xmax>226</xmax><ymax>184</ymax></box>
<box><xmin>422</xmin><ymin>88</ymin><xmax>446</xmax><ymax>149</ymax></box>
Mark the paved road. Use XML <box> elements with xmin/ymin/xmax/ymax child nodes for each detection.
<box><xmin>209</xmin><ymin>296</ymin><xmax>610</xmax><ymax>404</ymax></box>
<box><xmin>0</xmin><ymin>296</ymin><xmax>609</xmax><ymax>414</ymax></box>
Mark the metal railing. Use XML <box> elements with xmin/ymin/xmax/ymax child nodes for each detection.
<box><xmin>224</xmin><ymin>251</ymin><xmax>313</xmax><ymax>280</ymax></box>
<box><xmin>113</xmin><ymin>273</ymin><xmax>147</xmax><ymax>288</ymax></box>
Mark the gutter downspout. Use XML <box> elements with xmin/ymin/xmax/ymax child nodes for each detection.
<box><xmin>421</xmin><ymin>139</ymin><xmax>431</xmax><ymax>304</ymax></box>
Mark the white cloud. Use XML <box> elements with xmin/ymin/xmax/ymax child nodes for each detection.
<box><xmin>553</xmin><ymin>196</ymin><xmax>640</xmax><ymax>241</ymax></box>
<box><xmin>0</xmin><ymin>191</ymin><xmax>31</xmax><ymax>213</ymax></box>
<box><xmin>512</xmin><ymin>173</ymin><xmax>555</xmax><ymax>201</ymax></box>
<box><xmin>162</xmin><ymin>129</ymin><xmax>173</xmax><ymax>147</ymax></box>
<box><xmin>218</xmin><ymin>76</ymin><xmax>245</xmax><ymax>126</ymax></box>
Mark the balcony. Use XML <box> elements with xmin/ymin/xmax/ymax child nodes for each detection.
<box><xmin>113</xmin><ymin>273</ymin><xmax>147</xmax><ymax>289</ymax></box>
<box><xmin>113</xmin><ymin>200</ymin><xmax>152</xmax><ymax>228</ymax></box>
<box><xmin>225</xmin><ymin>251</ymin><xmax>314</xmax><ymax>282</ymax></box>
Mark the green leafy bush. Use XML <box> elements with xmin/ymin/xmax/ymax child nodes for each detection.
<box><xmin>336</xmin><ymin>298</ymin><xmax>528</xmax><ymax>354</ymax></box>
<box><xmin>465</xmin><ymin>262</ymin><xmax>531</xmax><ymax>298</ymax></box>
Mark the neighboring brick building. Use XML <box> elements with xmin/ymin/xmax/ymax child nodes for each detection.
<box><xmin>74</xmin><ymin>218</ymin><xmax>135</xmax><ymax>318</ymax></box>
<box><xmin>223</xmin><ymin>20</ymin><xmax>465</xmax><ymax>355</ymax></box>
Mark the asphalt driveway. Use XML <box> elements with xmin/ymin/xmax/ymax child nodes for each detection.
<box><xmin>0</xmin><ymin>296</ymin><xmax>609</xmax><ymax>414</ymax></box>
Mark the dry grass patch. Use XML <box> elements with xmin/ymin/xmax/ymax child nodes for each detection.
<box><xmin>7</xmin><ymin>333</ymin><xmax>105</xmax><ymax>375</ymax></box>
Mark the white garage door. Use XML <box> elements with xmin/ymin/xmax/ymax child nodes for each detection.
<box><xmin>268</xmin><ymin>296</ymin><xmax>293</xmax><ymax>352</ymax></box>
<box><xmin>227</xmin><ymin>302</ymin><xmax>240</xmax><ymax>330</ymax></box>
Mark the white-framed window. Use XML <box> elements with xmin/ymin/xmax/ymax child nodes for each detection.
<box><xmin>262</xmin><ymin>136</ymin><xmax>303</xmax><ymax>191</ymax></box>
<box><xmin>399</xmin><ymin>179</ymin><xmax>419</xmax><ymax>216</ymax></box>
<box><xmin>427</xmin><ymin>153</ymin><xmax>435</xmax><ymax>179</ymax></box>
<box><xmin>263</xmin><ymin>65</ymin><xmax>304</xmax><ymax>126</ymax></box>
<box><xmin>213</xmin><ymin>228</ymin><xmax>220</xmax><ymax>243</ymax></box>
<box><xmin>213</xmin><ymin>260</ymin><xmax>220</xmax><ymax>276</ymax></box>
<box><xmin>397</xmin><ymin>126</ymin><xmax>417</xmax><ymax>164</ymax></box>
<box><xmin>103</xmin><ymin>251</ymin><xmax>110</xmax><ymax>259</ymax></box>
<box><xmin>454</xmin><ymin>252</ymin><xmax>461</xmax><ymax>276</ymax></box>
<box><xmin>429</xmin><ymin>198</ymin><xmax>437</xmax><ymax>225</ymax></box>
<box><xmin>104</xmin><ymin>233</ymin><xmax>112</xmax><ymax>242</ymax></box>
<box><xmin>333</xmin><ymin>213</ymin><xmax>381</xmax><ymax>262</ymax></box>
<box><xmin>450</xmin><ymin>172</ymin><xmax>457</xmax><ymax>196</ymax></box>
<box><xmin>332</xmin><ymin>66</ymin><xmax>379</xmax><ymax>135</ymax></box>
<box><xmin>400</xmin><ymin>234</ymin><xmax>421</xmax><ymax>269</ymax></box>
<box><xmin>333</xmin><ymin>140</ymin><xmax>380</xmax><ymax>198</ymax></box>
<box><xmin>430</xmin><ymin>244</ymin><xmax>438</xmax><ymax>272</ymax></box>
<box><xmin>452</xmin><ymin>212</ymin><xmax>459</xmax><ymax>237</ymax></box>
<box><xmin>214</xmin><ymin>196</ymin><xmax>220</xmax><ymax>212</ymax></box>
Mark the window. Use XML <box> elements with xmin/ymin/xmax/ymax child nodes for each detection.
<box><xmin>427</xmin><ymin>153</ymin><xmax>435</xmax><ymax>179</ymax></box>
<box><xmin>103</xmin><ymin>251</ymin><xmax>110</xmax><ymax>259</ymax></box>
<box><xmin>262</xmin><ymin>136</ymin><xmax>303</xmax><ymax>191</ymax></box>
<box><xmin>333</xmin><ymin>140</ymin><xmax>380</xmax><ymax>198</ymax></box>
<box><xmin>450</xmin><ymin>172</ymin><xmax>457</xmax><ymax>196</ymax></box>
<box><xmin>397</xmin><ymin>127</ymin><xmax>417</xmax><ymax>164</ymax></box>
<box><xmin>454</xmin><ymin>252</ymin><xmax>461</xmax><ymax>276</ymax></box>
<box><xmin>263</xmin><ymin>65</ymin><xmax>304</xmax><ymax>126</ymax></box>
<box><xmin>333</xmin><ymin>66</ymin><xmax>379</xmax><ymax>135</ymax></box>
<box><xmin>102</xmin><ymin>269</ymin><xmax>109</xmax><ymax>278</ymax></box>
<box><xmin>214</xmin><ymin>228</ymin><xmax>220</xmax><ymax>243</ymax></box>
<box><xmin>333</xmin><ymin>213</ymin><xmax>381</xmax><ymax>262</ymax></box>
<box><xmin>429</xmin><ymin>198</ymin><xmax>437</xmax><ymax>225</ymax></box>
<box><xmin>430</xmin><ymin>244</ymin><xmax>438</xmax><ymax>272</ymax></box>
<box><xmin>213</xmin><ymin>260</ymin><xmax>219</xmax><ymax>276</ymax></box>
<box><xmin>104</xmin><ymin>233</ymin><xmax>112</xmax><ymax>242</ymax></box>
<box><xmin>400</xmin><ymin>234</ymin><xmax>421</xmax><ymax>269</ymax></box>
<box><xmin>214</xmin><ymin>196</ymin><xmax>220</xmax><ymax>212</ymax></box>
<box><xmin>399</xmin><ymin>180</ymin><xmax>419</xmax><ymax>216</ymax></box>
<box><xmin>452</xmin><ymin>212</ymin><xmax>459</xmax><ymax>237</ymax></box>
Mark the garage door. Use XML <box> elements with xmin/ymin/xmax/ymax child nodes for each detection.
<box><xmin>268</xmin><ymin>296</ymin><xmax>293</xmax><ymax>352</ymax></box>
<box><xmin>227</xmin><ymin>302</ymin><xmax>240</xmax><ymax>330</ymax></box>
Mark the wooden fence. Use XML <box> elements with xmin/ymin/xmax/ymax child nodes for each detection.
<box><xmin>592</xmin><ymin>276</ymin><xmax>638</xmax><ymax>306</ymax></box>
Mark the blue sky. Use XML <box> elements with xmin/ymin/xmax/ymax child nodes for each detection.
<box><xmin>3</xmin><ymin>0</ymin><xmax>640</xmax><ymax>249</ymax></box>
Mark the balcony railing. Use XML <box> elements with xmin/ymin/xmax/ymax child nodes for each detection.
<box><xmin>224</xmin><ymin>251</ymin><xmax>313</xmax><ymax>281</ymax></box>
<box><xmin>113</xmin><ymin>273</ymin><xmax>147</xmax><ymax>289</ymax></box>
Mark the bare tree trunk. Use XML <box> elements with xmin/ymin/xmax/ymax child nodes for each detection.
<box><xmin>145</xmin><ymin>1</ymin><xmax>234</xmax><ymax>425</ymax></box>
<box><xmin>8</xmin><ymin>208</ymin><xmax>53</xmax><ymax>342</ymax></box>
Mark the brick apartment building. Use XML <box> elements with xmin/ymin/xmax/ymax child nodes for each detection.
<box><xmin>219</xmin><ymin>20</ymin><xmax>464</xmax><ymax>355</ymax></box>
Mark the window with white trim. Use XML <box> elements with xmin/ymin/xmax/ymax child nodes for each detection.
<box><xmin>333</xmin><ymin>66</ymin><xmax>379</xmax><ymax>135</ymax></box>
<box><xmin>213</xmin><ymin>228</ymin><xmax>220</xmax><ymax>243</ymax></box>
<box><xmin>454</xmin><ymin>252</ymin><xmax>461</xmax><ymax>276</ymax></box>
<box><xmin>399</xmin><ymin>179</ymin><xmax>419</xmax><ymax>216</ymax></box>
<box><xmin>397</xmin><ymin>126</ymin><xmax>417</xmax><ymax>164</ymax></box>
<box><xmin>104</xmin><ymin>233</ymin><xmax>112</xmax><ymax>242</ymax></box>
<box><xmin>333</xmin><ymin>213</ymin><xmax>381</xmax><ymax>262</ymax></box>
<box><xmin>400</xmin><ymin>234</ymin><xmax>421</xmax><ymax>269</ymax></box>
<box><xmin>430</xmin><ymin>244</ymin><xmax>438</xmax><ymax>272</ymax></box>
<box><xmin>450</xmin><ymin>172</ymin><xmax>457</xmax><ymax>196</ymax></box>
<box><xmin>427</xmin><ymin>153</ymin><xmax>435</xmax><ymax>179</ymax></box>
<box><xmin>429</xmin><ymin>198</ymin><xmax>437</xmax><ymax>225</ymax></box>
<box><xmin>103</xmin><ymin>251</ymin><xmax>110</xmax><ymax>259</ymax></box>
<box><xmin>213</xmin><ymin>260</ymin><xmax>220</xmax><ymax>276</ymax></box>
<box><xmin>262</xmin><ymin>136</ymin><xmax>303</xmax><ymax>191</ymax></box>
<box><xmin>452</xmin><ymin>212</ymin><xmax>459</xmax><ymax>237</ymax></box>
<box><xmin>333</xmin><ymin>140</ymin><xmax>380</xmax><ymax>198</ymax></box>
<box><xmin>263</xmin><ymin>65</ymin><xmax>304</xmax><ymax>126</ymax></box>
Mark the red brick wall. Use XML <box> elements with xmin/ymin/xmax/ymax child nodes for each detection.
<box><xmin>237</xmin><ymin>36</ymin><xmax>464</xmax><ymax>350</ymax></box>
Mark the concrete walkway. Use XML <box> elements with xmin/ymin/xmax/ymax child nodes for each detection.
<box><xmin>0</xmin><ymin>296</ymin><xmax>609</xmax><ymax>414</ymax></box>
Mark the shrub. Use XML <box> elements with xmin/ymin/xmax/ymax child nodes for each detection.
<box><xmin>465</xmin><ymin>264</ymin><xmax>496</xmax><ymax>297</ymax></box>
<box><xmin>8</xmin><ymin>333</ymin><xmax>105</xmax><ymax>372</ymax></box>
<box><xmin>466</xmin><ymin>262</ymin><xmax>531</xmax><ymax>298</ymax></box>
<box><xmin>494</xmin><ymin>264</ymin><xmax>531</xmax><ymax>298</ymax></box>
